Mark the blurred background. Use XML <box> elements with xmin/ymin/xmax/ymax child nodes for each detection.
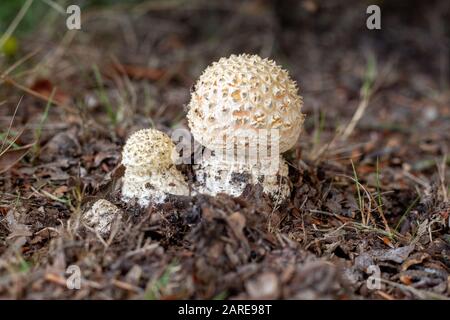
<box><xmin>1</xmin><ymin>0</ymin><xmax>448</xmax><ymax>133</ymax></box>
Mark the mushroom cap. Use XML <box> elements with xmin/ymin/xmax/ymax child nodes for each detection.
<box><xmin>187</xmin><ymin>54</ymin><xmax>304</xmax><ymax>153</ymax></box>
<box><xmin>122</xmin><ymin>128</ymin><xmax>176</xmax><ymax>170</ymax></box>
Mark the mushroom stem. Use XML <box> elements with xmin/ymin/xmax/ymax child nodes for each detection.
<box><xmin>194</xmin><ymin>152</ymin><xmax>291</xmax><ymax>201</ymax></box>
<box><xmin>122</xmin><ymin>165</ymin><xmax>189</xmax><ymax>206</ymax></box>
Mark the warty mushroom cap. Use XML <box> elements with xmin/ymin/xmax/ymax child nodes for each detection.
<box><xmin>187</xmin><ymin>53</ymin><xmax>305</xmax><ymax>154</ymax></box>
<box><xmin>122</xmin><ymin>128</ymin><xmax>177</xmax><ymax>171</ymax></box>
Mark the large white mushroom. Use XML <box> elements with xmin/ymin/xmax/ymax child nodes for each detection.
<box><xmin>187</xmin><ymin>54</ymin><xmax>305</xmax><ymax>201</ymax></box>
<box><xmin>121</xmin><ymin>128</ymin><xmax>189</xmax><ymax>207</ymax></box>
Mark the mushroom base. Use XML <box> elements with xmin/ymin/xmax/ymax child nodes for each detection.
<box><xmin>193</xmin><ymin>155</ymin><xmax>291</xmax><ymax>202</ymax></box>
<box><xmin>121</xmin><ymin>167</ymin><xmax>189</xmax><ymax>207</ymax></box>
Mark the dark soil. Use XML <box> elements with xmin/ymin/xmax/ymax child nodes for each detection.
<box><xmin>0</xmin><ymin>0</ymin><xmax>449</xmax><ymax>299</ymax></box>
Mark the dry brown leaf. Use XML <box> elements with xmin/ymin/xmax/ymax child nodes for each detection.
<box><xmin>110</xmin><ymin>62</ymin><xmax>165</xmax><ymax>80</ymax></box>
<box><xmin>0</xmin><ymin>143</ymin><xmax>34</xmax><ymax>174</ymax></box>
<box><xmin>401</xmin><ymin>252</ymin><xmax>430</xmax><ymax>271</ymax></box>
<box><xmin>30</xmin><ymin>78</ymin><xmax>70</xmax><ymax>105</ymax></box>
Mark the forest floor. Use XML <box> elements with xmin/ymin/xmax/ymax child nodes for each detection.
<box><xmin>0</xmin><ymin>0</ymin><xmax>449</xmax><ymax>299</ymax></box>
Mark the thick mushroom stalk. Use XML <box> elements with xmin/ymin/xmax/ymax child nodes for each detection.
<box><xmin>187</xmin><ymin>54</ymin><xmax>304</xmax><ymax>201</ymax></box>
<box><xmin>121</xmin><ymin>129</ymin><xmax>189</xmax><ymax>207</ymax></box>
<box><xmin>194</xmin><ymin>153</ymin><xmax>291</xmax><ymax>201</ymax></box>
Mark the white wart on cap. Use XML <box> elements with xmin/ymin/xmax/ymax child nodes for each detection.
<box><xmin>121</xmin><ymin>128</ymin><xmax>189</xmax><ymax>207</ymax></box>
<box><xmin>187</xmin><ymin>53</ymin><xmax>304</xmax><ymax>154</ymax></box>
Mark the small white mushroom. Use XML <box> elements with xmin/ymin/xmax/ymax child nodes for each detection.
<box><xmin>187</xmin><ymin>54</ymin><xmax>304</xmax><ymax>201</ymax></box>
<box><xmin>121</xmin><ymin>128</ymin><xmax>189</xmax><ymax>206</ymax></box>
<box><xmin>83</xmin><ymin>199</ymin><xmax>121</xmax><ymax>236</ymax></box>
